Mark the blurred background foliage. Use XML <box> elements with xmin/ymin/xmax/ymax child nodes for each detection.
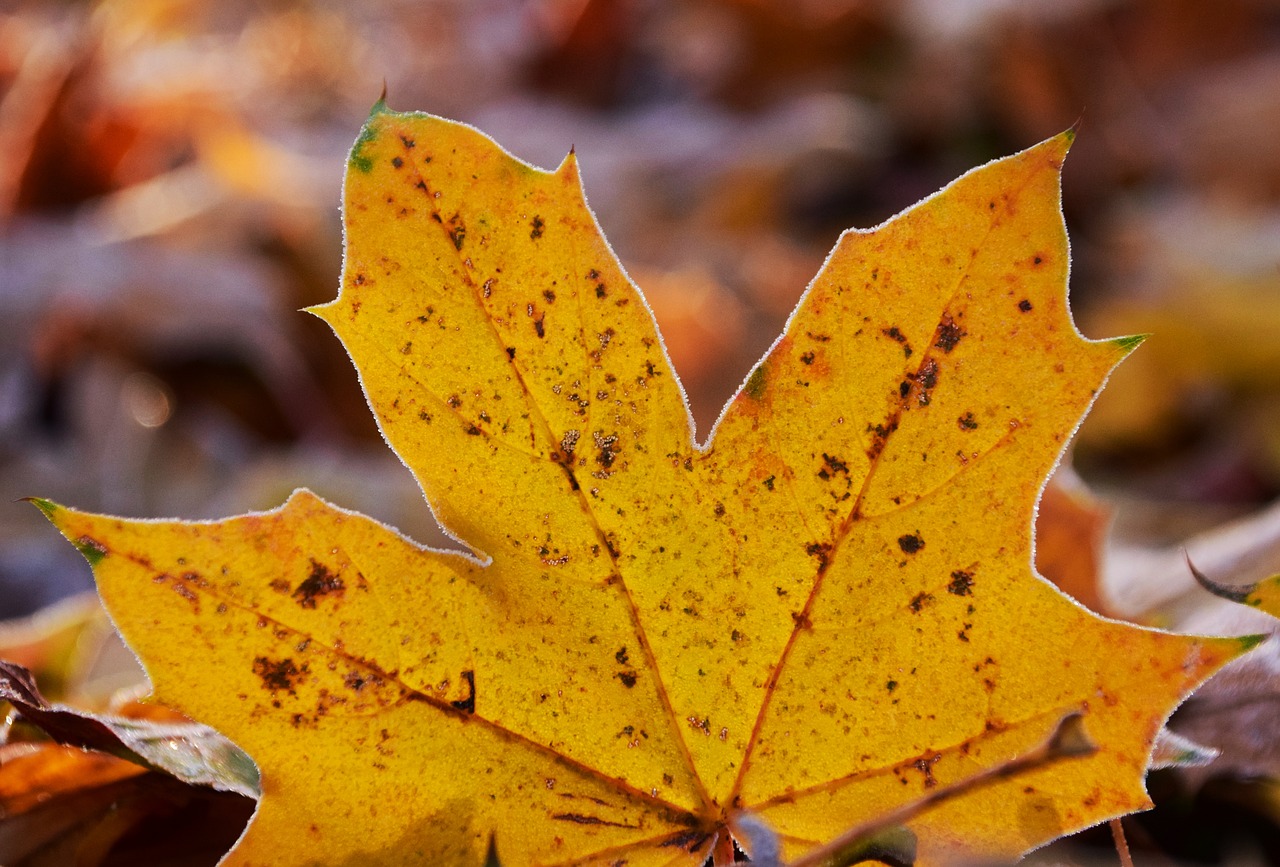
<box><xmin>2</xmin><ymin>1</ymin><xmax>1280</xmax><ymax>862</ymax></box>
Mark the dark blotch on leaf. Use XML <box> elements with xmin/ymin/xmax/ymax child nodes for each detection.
<box><xmin>530</xmin><ymin>215</ymin><xmax>545</xmax><ymax>240</ymax></box>
<box><xmin>898</xmin><ymin>533</ymin><xmax>924</xmax><ymax>554</ymax></box>
<box><xmin>253</xmin><ymin>657</ymin><xmax>304</xmax><ymax>694</ymax></box>
<box><xmin>594</xmin><ymin>431</ymin><xmax>619</xmax><ymax>469</ymax></box>
<box><xmin>293</xmin><ymin>560</ymin><xmax>345</xmax><ymax>609</ymax></box>
<box><xmin>806</xmin><ymin>541</ymin><xmax>833</xmax><ymax>569</ymax></box>
<box><xmin>935</xmin><ymin>314</ymin><xmax>966</xmax><ymax>353</ymax></box>
<box><xmin>1018</xmin><ymin>299</ymin><xmax>1033</xmax><ymax>312</ymax></box>
<box><xmin>451</xmin><ymin>670</ymin><xmax>476</xmax><ymax>714</ymax></box>
<box><xmin>948</xmin><ymin>570</ymin><xmax>974</xmax><ymax>596</ymax></box>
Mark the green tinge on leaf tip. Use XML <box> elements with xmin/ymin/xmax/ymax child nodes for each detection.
<box><xmin>1112</xmin><ymin>333</ymin><xmax>1149</xmax><ymax>353</ymax></box>
<box><xmin>348</xmin><ymin>113</ymin><xmax>383</xmax><ymax>174</ymax></box>
<box><xmin>1235</xmin><ymin>633</ymin><xmax>1267</xmax><ymax>651</ymax></box>
<box><xmin>26</xmin><ymin>497</ymin><xmax>58</xmax><ymax>517</ymax></box>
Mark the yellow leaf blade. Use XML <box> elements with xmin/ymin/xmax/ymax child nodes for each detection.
<box><xmin>38</xmin><ymin>493</ymin><xmax>709</xmax><ymax>865</ymax></box>
<box><xmin>36</xmin><ymin>111</ymin><xmax>1259</xmax><ymax>867</ymax></box>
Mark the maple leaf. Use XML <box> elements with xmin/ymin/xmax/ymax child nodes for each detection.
<box><xmin>36</xmin><ymin>105</ymin><xmax>1256</xmax><ymax>866</ymax></box>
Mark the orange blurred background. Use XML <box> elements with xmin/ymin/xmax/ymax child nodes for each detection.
<box><xmin>4</xmin><ymin>1</ymin><xmax>1280</xmax><ymax>862</ymax></box>
<box><xmin>3</xmin><ymin>0</ymin><xmax>1279</xmax><ymax>621</ymax></box>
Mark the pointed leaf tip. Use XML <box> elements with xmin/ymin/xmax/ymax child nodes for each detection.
<box><xmin>1235</xmin><ymin>633</ymin><xmax>1268</xmax><ymax>651</ymax></box>
<box><xmin>1112</xmin><ymin>333</ymin><xmax>1148</xmax><ymax>354</ymax></box>
<box><xmin>23</xmin><ymin>496</ymin><xmax>58</xmax><ymax>518</ymax></box>
<box><xmin>1185</xmin><ymin>553</ymin><xmax>1254</xmax><ymax>603</ymax></box>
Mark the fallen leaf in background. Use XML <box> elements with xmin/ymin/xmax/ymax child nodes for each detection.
<box><xmin>0</xmin><ymin>660</ymin><xmax>257</xmax><ymax>798</ymax></box>
<box><xmin>0</xmin><ymin>742</ymin><xmax>253</xmax><ymax>867</ymax></box>
<box><xmin>33</xmin><ymin>110</ymin><xmax>1254</xmax><ymax>866</ymax></box>
<box><xmin>0</xmin><ymin>593</ymin><xmax>120</xmax><ymax>703</ymax></box>
<box><xmin>1035</xmin><ymin>469</ymin><xmax>1117</xmax><ymax>618</ymax></box>
<box><xmin>1100</xmin><ymin>500</ymin><xmax>1280</xmax><ymax>786</ymax></box>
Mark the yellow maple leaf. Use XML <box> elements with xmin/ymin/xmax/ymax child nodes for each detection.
<box><xmin>37</xmin><ymin>105</ymin><xmax>1255</xmax><ymax>866</ymax></box>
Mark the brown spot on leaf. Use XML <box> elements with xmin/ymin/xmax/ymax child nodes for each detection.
<box><xmin>1018</xmin><ymin>299</ymin><xmax>1033</xmax><ymax>312</ymax></box>
<box><xmin>806</xmin><ymin>541</ymin><xmax>832</xmax><ymax>569</ymax></box>
<box><xmin>915</xmin><ymin>359</ymin><xmax>939</xmax><ymax>406</ymax></box>
<box><xmin>912</xmin><ymin>754</ymin><xmax>941</xmax><ymax>788</ymax></box>
<box><xmin>948</xmin><ymin>570</ymin><xmax>974</xmax><ymax>596</ymax></box>
<box><xmin>935</xmin><ymin>314</ymin><xmax>966</xmax><ymax>353</ymax></box>
<box><xmin>170</xmin><ymin>580</ymin><xmax>199</xmax><ymax>610</ymax></box>
<box><xmin>293</xmin><ymin>560</ymin><xmax>345</xmax><ymax>609</ymax></box>
<box><xmin>958</xmin><ymin>412</ymin><xmax>978</xmax><ymax>431</ymax></box>
<box><xmin>451</xmin><ymin>670</ymin><xmax>476</xmax><ymax>714</ymax></box>
<box><xmin>898</xmin><ymin>533</ymin><xmax>924</xmax><ymax>554</ymax></box>
<box><xmin>254</xmin><ymin>657</ymin><xmax>305</xmax><ymax>694</ymax></box>
<box><xmin>909</xmin><ymin>592</ymin><xmax>933</xmax><ymax>613</ymax></box>
<box><xmin>551</xmin><ymin>813</ymin><xmax>635</xmax><ymax>828</ymax></box>
<box><xmin>617</xmin><ymin>671</ymin><xmax>637</xmax><ymax>688</ymax></box>
<box><xmin>344</xmin><ymin>670</ymin><xmax>379</xmax><ymax>692</ymax></box>
<box><xmin>820</xmin><ymin>453</ymin><xmax>849</xmax><ymax>478</ymax></box>
<box><xmin>530</xmin><ymin>215</ymin><xmax>545</xmax><ymax>239</ymax></box>
<box><xmin>593</xmin><ymin>431</ymin><xmax>618</xmax><ymax>470</ymax></box>
<box><xmin>867</xmin><ymin>420</ymin><xmax>898</xmax><ymax>458</ymax></box>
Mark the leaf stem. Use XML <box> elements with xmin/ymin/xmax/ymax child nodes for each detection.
<box><xmin>1110</xmin><ymin>818</ymin><xmax>1134</xmax><ymax>867</ymax></box>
